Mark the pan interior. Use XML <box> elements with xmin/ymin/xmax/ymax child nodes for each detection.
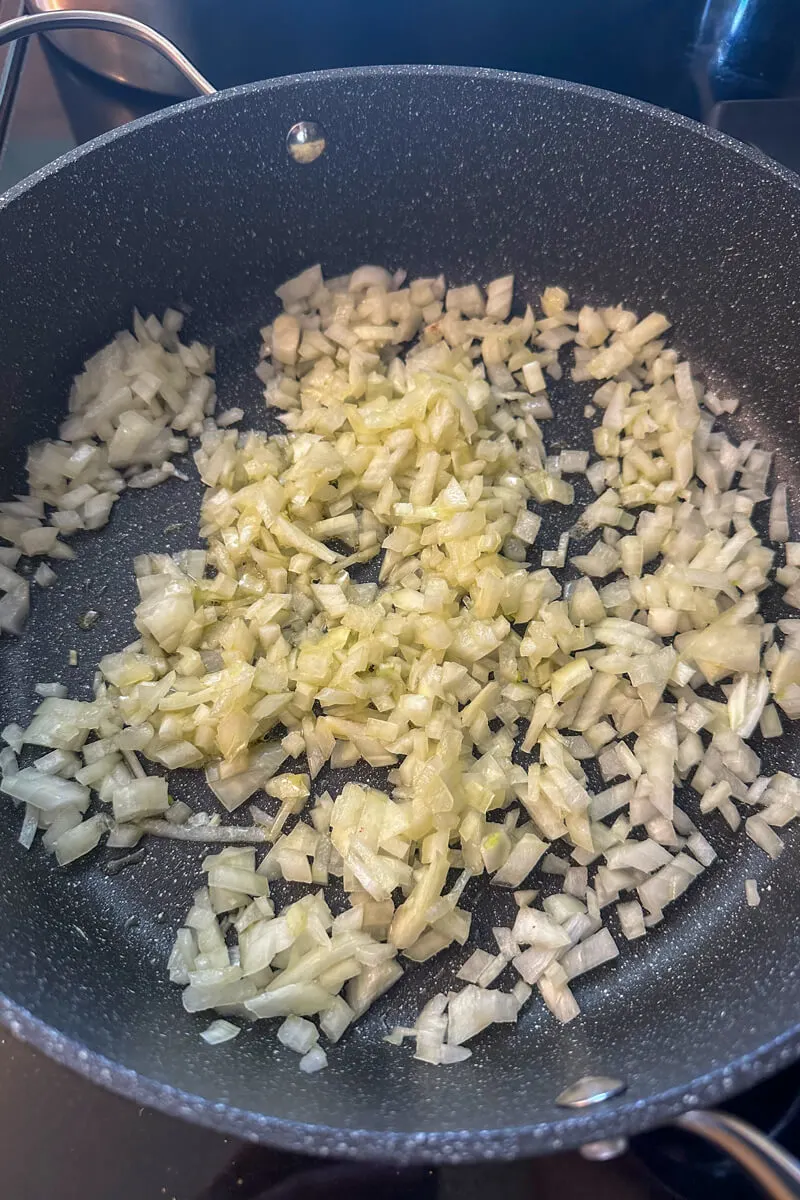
<box><xmin>0</xmin><ymin>68</ymin><xmax>799</xmax><ymax>1157</ymax></box>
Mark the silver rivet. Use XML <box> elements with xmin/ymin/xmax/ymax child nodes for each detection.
<box><xmin>580</xmin><ymin>1138</ymin><xmax>629</xmax><ymax>1161</ymax></box>
<box><xmin>287</xmin><ymin>121</ymin><xmax>326</xmax><ymax>164</ymax></box>
<box><xmin>556</xmin><ymin>1075</ymin><xmax>627</xmax><ymax>1108</ymax></box>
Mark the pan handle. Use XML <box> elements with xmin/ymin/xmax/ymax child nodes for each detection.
<box><xmin>0</xmin><ymin>9</ymin><xmax>216</xmax><ymax>96</ymax></box>
<box><xmin>674</xmin><ymin>1109</ymin><xmax>800</xmax><ymax>1200</ymax></box>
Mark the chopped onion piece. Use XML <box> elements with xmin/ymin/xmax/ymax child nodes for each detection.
<box><xmin>538</xmin><ymin>974</ymin><xmax>580</xmax><ymax>1023</ymax></box>
<box><xmin>1</xmin><ymin>768</ymin><xmax>90</xmax><ymax>812</ymax></box>
<box><xmin>456</xmin><ymin>948</ymin><xmax>496</xmax><ymax>984</ymax></box>
<box><xmin>320</xmin><ymin>996</ymin><xmax>354</xmax><ymax>1043</ymax></box>
<box><xmin>770</xmin><ymin>483</ymin><xmax>789</xmax><ymax>543</ymax></box>
<box><xmin>200</xmin><ymin>1019</ymin><xmax>240</xmax><ymax>1045</ymax></box>
<box><xmin>447</xmin><ymin>985</ymin><xmax>518</xmax><ymax>1045</ymax></box>
<box><xmin>299</xmin><ymin>1045</ymin><xmax>328</xmax><ymax>1074</ymax></box>
<box><xmin>277</xmin><ymin>1015</ymin><xmax>320</xmax><ymax>1054</ymax></box>
<box><xmin>54</xmin><ymin>813</ymin><xmax>108</xmax><ymax>865</ymax></box>
<box><xmin>616</xmin><ymin>900</ymin><xmax>646</xmax><ymax>941</ymax></box>
<box><xmin>745</xmin><ymin>815</ymin><xmax>784</xmax><ymax>860</ymax></box>
<box><xmin>34</xmin><ymin>681</ymin><xmax>68</xmax><ymax>699</ymax></box>
<box><xmin>18</xmin><ymin>804</ymin><xmax>38</xmax><ymax>850</ymax></box>
<box><xmin>113</xmin><ymin>776</ymin><xmax>169</xmax><ymax>823</ymax></box>
<box><xmin>34</xmin><ymin>563</ymin><xmax>57</xmax><ymax>588</ymax></box>
<box><xmin>561</xmin><ymin>928</ymin><xmax>619</xmax><ymax>980</ymax></box>
<box><xmin>1</xmin><ymin>723</ymin><xmax>25</xmax><ymax>754</ymax></box>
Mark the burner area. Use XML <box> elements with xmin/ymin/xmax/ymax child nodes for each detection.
<box><xmin>1</xmin><ymin>3</ymin><xmax>800</xmax><ymax>1197</ymax></box>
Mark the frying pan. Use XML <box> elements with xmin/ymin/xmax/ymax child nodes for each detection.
<box><xmin>1</xmin><ymin>11</ymin><xmax>800</xmax><ymax>1192</ymax></box>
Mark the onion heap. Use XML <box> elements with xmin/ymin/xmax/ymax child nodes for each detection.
<box><xmin>3</xmin><ymin>263</ymin><xmax>799</xmax><ymax>1069</ymax></box>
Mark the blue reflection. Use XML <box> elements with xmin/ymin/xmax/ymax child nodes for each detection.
<box><xmin>727</xmin><ymin>0</ymin><xmax>751</xmax><ymax>38</ymax></box>
<box><xmin>696</xmin><ymin>0</ymin><xmax>800</xmax><ymax>103</ymax></box>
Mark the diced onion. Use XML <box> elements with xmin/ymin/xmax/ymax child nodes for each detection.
<box><xmin>299</xmin><ymin>1045</ymin><xmax>328</xmax><ymax>1073</ymax></box>
<box><xmin>746</xmin><ymin>816</ymin><xmax>784</xmax><ymax>859</ymax></box>
<box><xmin>4</xmin><ymin>261</ymin><xmax>800</xmax><ymax>1075</ymax></box>
<box><xmin>200</xmin><ymin>1019</ymin><xmax>240</xmax><ymax>1045</ymax></box>
<box><xmin>54</xmin><ymin>813</ymin><xmax>108</xmax><ymax>865</ymax></box>
<box><xmin>277</xmin><ymin>1015</ymin><xmax>320</xmax><ymax>1054</ymax></box>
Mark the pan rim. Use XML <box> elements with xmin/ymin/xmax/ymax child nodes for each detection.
<box><xmin>3</xmin><ymin>991</ymin><xmax>800</xmax><ymax>1162</ymax></box>
<box><xmin>2</xmin><ymin>62</ymin><xmax>800</xmax><ymax>1161</ymax></box>
<box><xmin>3</xmin><ymin>62</ymin><xmax>800</xmax><ymax>213</ymax></box>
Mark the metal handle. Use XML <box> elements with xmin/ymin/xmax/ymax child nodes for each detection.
<box><xmin>0</xmin><ymin>9</ymin><xmax>215</xmax><ymax>96</ymax></box>
<box><xmin>675</xmin><ymin>1109</ymin><xmax>800</xmax><ymax>1200</ymax></box>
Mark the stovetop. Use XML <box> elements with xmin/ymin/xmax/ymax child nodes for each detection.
<box><xmin>2</xmin><ymin>3</ymin><xmax>800</xmax><ymax>1198</ymax></box>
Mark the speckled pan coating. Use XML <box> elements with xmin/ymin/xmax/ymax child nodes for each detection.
<box><xmin>1</xmin><ymin>66</ymin><xmax>800</xmax><ymax>1163</ymax></box>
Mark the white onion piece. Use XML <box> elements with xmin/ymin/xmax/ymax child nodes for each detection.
<box><xmin>605</xmin><ymin>839</ymin><xmax>672</xmax><ymax>874</ymax></box>
<box><xmin>0</xmin><ymin>581</ymin><xmax>29</xmax><ymax>635</ymax></box>
<box><xmin>616</xmin><ymin>900</ymin><xmax>646</xmax><ymax>940</ymax></box>
<box><xmin>745</xmin><ymin>815</ymin><xmax>784</xmax><ymax>859</ymax></box>
<box><xmin>0</xmin><ymin>746</ymin><xmax>18</xmax><ymax>776</ymax></box>
<box><xmin>200</xmin><ymin>1019</ymin><xmax>240</xmax><ymax>1044</ymax></box>
<box><xmin>320</xmin><ymin>996</ymin><xmax>354</xmax><ymax>1043</ymax></box>
<box><xmin>537</xmin><ymin>974</ymin><xmax>580</xmax><ymax>1023</ymax></box>
<box><xmin>346</xmin><ymin>960</ymin><xmax>403</xmax><ymax>1018</ymax></box>
<box><xmin>113</xmin><ymin>776</ymin><xmax>169</xmax><ymax>823</ymax></box>
<box><xmin>475</xmin><ymin>953</ymin><xmax>509</xmax><ymax>989</ymax></box>
<box><xmin>22</xmin><ymin>698</ymin><xmax>91</xmax><ymax>751</ymax></box>
<box><xmin>512</xmin><ymin>907</ymin><xmax>571</xmax><ymax>949</ymax></box>
<box><xmin>540</xmin><ymin>852</ymin><xmax>570</xmax><ymax>875</ymax></box>
<box><xmin>439</xmin><ymin>1044</ymin><xmax>473</xmax><ymax>1064</ymax></box>
<box><xmin>34</xmin><ymin>563</ymin><xmax>56</xmax><ymax>588</ymax></box>
<box><xmin>298</xmin><ymin>1045</ymin><xmax>328</xmax><ymax>1073</ymax></box>
<box><xmin>54</xmin><ymin>813</ymin><xmax>108</xmax><ymax>865</ymax></box>
<box><xmin>447</xmin><ymin>985</ymin><xmax>518</xmax><ymax>1045</ymax></box>
<box><xmin>770</xmin><ymin>484</ymin><xmax>789</xmax><ymax>543</ymax></box>
<box><xmin>493</xmin><ymin>926</ymin><xmax>519</xmax><ymax>958</ymax></box>
<box><xmin>687</xmin><ymin>831</ymin><xmax>717</xmax><ymax>867</ymax></box>
<box><xmin>34</xmin><ymin>682</ymin><xmax>68</xmax><ymax>699</ymax></box>
<box><xmin>277</xmin><ymin>1015</ymin><xmax>319</xmax><ymax>1054</ymax></box>
<box><xmin>0</xmin><ymin>768</ymin><xmax>90</xmax><ymax>812</ymax></box>
<box><xmin>1</xmin><ymin>723</ymin><xmax>25</xmax><ymax>754</ymax></box>
<box><xmin>18</xmin><ymin>804</ymin><xmax>38</xmax><ymax>850</ymax></box>
<box><xmin>561</xmin><ymin>928</ymin><xmax>620</xmax><ymax>980</ymax></box>
<box><xmin>512</xmin><ymin>946</ymin><xmax>559</xmax><ymax>985</ymax></box>
<box><xmin>164</xmin><ymin>800</ymin><xmax>192</xmax><ymax>825</ymax></box>
<box><xmin>456</xmin><ymin>948</ymin><xmax>496</xmax><ymax>983</ymax></box>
